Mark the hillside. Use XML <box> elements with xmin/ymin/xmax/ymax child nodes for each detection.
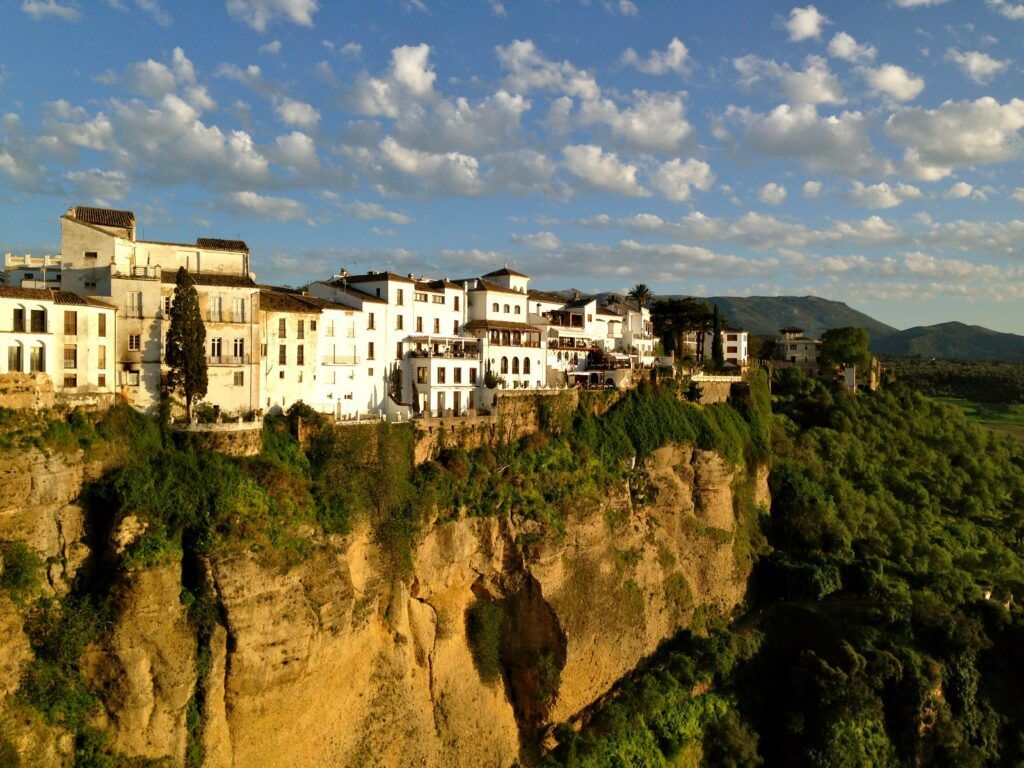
<box><xmin>697</xmin><ymin>295</ymin><xmax>897</xmax><ymax>339</ymax></box>
<box><xmin>873</xmin><ymin>321</ymin><xmax>1024</xmax><ymax>362</ymax></box>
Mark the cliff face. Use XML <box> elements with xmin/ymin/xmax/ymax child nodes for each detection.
<box><xmin>0</xmin><ymin>440</ymin><xmax>767</xmax><ymax>767</ymax></box>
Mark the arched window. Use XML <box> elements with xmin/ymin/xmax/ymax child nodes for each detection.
<box><xmin>504</xmin><ymin>304</ymin><xmax>510</xmax><ymax>313</ymax></box>
<box><xmin>512</xmin><ymin>357</ymin><xmax>520</xmax><ymax>374</ymax></box>
<box><xmin>523</xmin><ymin>358</ymin><xmax>531</xmax><ymax>374</ymax></box>
<box><xmin>500</xmin><ymin>357</ymin><xmax>508</xmax><ymax>374</ymax></box>
<box><xmin>492</xmin><ymin>302</ymin><xmax>499</xmax><ymax>312</ymax></box>
<box><xmin>514</xmin><ymin>305</ymin><xmax>521</xmax><ymax>314</ymax></box>
<box><xmin>6</xmin><ymin>341</ymin><xmax>24</xmax><ymax>373</ymax></box>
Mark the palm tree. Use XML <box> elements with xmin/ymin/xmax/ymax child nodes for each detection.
<box><xmin>627</xmin><ymin>283</ymin><xmax>652</xmax><ymax>309</ymax></box>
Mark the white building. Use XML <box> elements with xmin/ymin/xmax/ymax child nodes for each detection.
<box><xmin>3</xmin><ymin>253</ymin><xmax>63</xmax><ymax>289</ymax></box>
<box><xmin>701</xmin><ymin>327</ymin><xmax>750</xmax><ymax>370</ymax></box>
<box><xmin>0</xmin><ymin>286</ymin><xmax>117</xmax><ymax>396</ymax></box>
<box><xmin>776</xmin><ymin>327</ymin><xmax>820</xmax><ymax>365</ymax></box>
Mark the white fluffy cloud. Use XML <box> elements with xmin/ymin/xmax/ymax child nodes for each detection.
<box><xmin>65</xmin><ymin>168</ymin><xmax>130</xmax><ymax>202</ymax></box>
<box><xmin>272</xmin><ymin>131</ymin><xmax>319</xmax><ymax>173</ymax></box>
<box><xmin>620</xmin><ymin>37</ymin><xmax>690</xmax><ymax>76</ymax></box>
<box><xmin>827</xmin><ymin>32</ymin><xmax>876</xmax><ymax>62</ymax></box>
<box><xmin>512</xmin><ymin>231</ymin><xmax>562</xmax><ymax>250</ymax></box>
<box><xmin>650</xmin><ymin>158</ymin><xmax>714</xmax><ymax>201</ymax></box>
<box><xmin>273</xmin><ymin>97</ymin><xmax>319</xmax><ymax>128</ymax></box>
<box><xmin>734</xmin><ymin>55</ymin><xmax>845</xmax><ymax>104</ymax></box>
<box><xmin>759</xmin><ymin>182</ymin><xmax>788</xmax><ymax>205</ymax></box>
<box><xmin>395</xmin><ymin>91</ymin><xmax>530</xmax><ymax>153</ymax></box>
<box><xmin>863</xmin><ymin>64</ymin><xmax>925</xmax><ymax>101</ymax></box>
<box><xmin>803</xmin><ymin>180</ymin><xmax>822</xmax><ymax>197</ymax></box>
<box><xmin>226</xmin><ymin>190</ymin><xmax>307</xmax><ymax>220</ymax></box>
<box><xmin>225</xmin><ymin>0</ymin><xmax>318</xmax><ymax>31</ymax></box>
<box><xmin>848</xmin><ymin>181</ymin><xmax>922</xmax><ymax>208</ymax></box>
<box><xmin>21</xmin><ymin>0</ymin><xmax>79</xmax><ymax>20</ymax></box>
<box><xmin>259</xmin><ymin>40</ymin><xmax>282</xmax><ymax>55</ymax></box>
<box><xmin>577</xmin><ymin>91</ymin><xmax>693</xmax><ymax>153</ymax></box>
<box><xmin>987</xmin><ymin>0</ymin><xmax>1024</xmax><ymax>20</ymax></box>
<box><xmin>379</xmin><ymin>136</ymin><xmax>483</xmax><ymax>195</ymax></box>
<box><xmin>495</xmin><ymin>39</ymin><xmax>600</xmax><ymax>100</ymax></box>
<box><xmin>562</xmin><ymin>144</ymin><xmax>648</xmax><ymax>196</ymax></box>
<box><xmin>351</xmin><ymin>44</ymin><xmax>437</xmax><ymax>117</ymax></box>
<box><xmin>886</xmin><ymin>97</ymin><xmax>1024</xmax><ymax>180</ymax></box>
<box><xmin>786</xmin><ymin>5</ymin><xmax>829</xmax><ymax>41</ymax></box>
<box><xmin>339</xmin><ymin>201</ymin><xmax>411</xmax><ymax>225</ymax></box>
<box><xmin>944</xmin><ymin>181</ymin><xmax>986</xmax><ymax>200</ymax></box>
<box><xmin>945</xmin><ymin>48</ymin><xmax>1010</xmax><ymax>84</ymax></box>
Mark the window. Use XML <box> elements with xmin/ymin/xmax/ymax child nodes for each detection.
<box><xmin>454</xmin><ymin>367</ymin><xmax>462</xmax><ymax>384</ymax></box>
<box><xmin>524</xmin><ymin>358</ymin><xmax>531</xmax><ymax>375</ymax></box>
<box><xmin>368</xmin><ymin>368</ymin><xmax>374</xmax><ymax>377</ymax></box>
<box><xmin>126</xmin><ymin>370</ymin><xmax>140</xmax><ymax>386</ymax></box>
<box><xmin>30</xmin><ymin>309</ymin><xmax>45</xmax><ymax>333</ymax></box>
<box><xmin>233</xmin><ymin>298</ymin><xmax>245</xmax><ymax>322</ymax></box>
<box><xmin>492</xmin><ymin>303</ymin><xmax>499</xmax><ymax>312</ymax></box>
<box><xmin>504</xmin><ymin>304</ymin><xmax>510</xmax><ymax>313</ymax></box>
<box><xmin>8</xmin><ymin>346</ymin><xmax>22</xmax><ymax>372</ymax></box>
<box><xmin>127</xmin><ymin>291</ymin><xmax>143</xmax><ymax>318</ymax></box>
<box><xmin>162</xmin><ymin>296</ymin><xmax>172</xmax><ymax>316</ymax></box>
<box><xmin>311</xmin><ymin>320</ymin><xmax>317</xmax><ymax>331</ymax></box>
<box><xmin>368</xmin><ymin>313</ymin><xmax>376</xmax><ymax>330</ymax></box>
<box><xmin>454</xmin><ymin>296</ymin><xmax>460</xmax><ymax>311</ymax></box>
<box><xmin>128</xmin><ymin>334</ymin><xmax>141</xmax><ymax>351</ymax></box>
<box><xmin>98</xmin><ymin>374</ymin><xmax>106</xmax><ymax>388</ymax></box>
<box><xmin>501</xmin><ymin>357</ymin><xmax>508</xmax><ymax>374</ymax></box>
<box><xmin>437</xmin><ymin>366</ymin><xmax>446</xmax><ymax>384</ymax></box>
<box><xmin>233</xmin><ymin>371</ymin><xmax>244</xmax><ymax>386</ymax></box>
<box><xmin>209</xmin><ymin>296</ymin><xmax>223</xmax><ymax>322</ymax></box>
<box><xmin>367</xmin><ymin>342</ymin><xmax>375</xmax><ymax>360</ymax></box>
<box><xmin>297</xmin><ymin>345</ymin><xmax>304</xmax><ymax>366</ymax></box>
<box><xmin>210</xmin><ymin>338</ymin><xmax>222</xmax><ymax>360</ymax></box>
<box><xmin>396</xmin><ymin>342</ymin><xmax>403</xmax><ymax>359</ymax></box>
<box><xmin>512</xmin><ymin>357</ymin><xmax>520</xmax><ymax>374</ymax></box>
<box><xmin>261</xmin><ymin>343</ymin><xmax>267</xmax><ymax>357</ymax></box>
<box><xmin>13</xmin><ymin>308</ymin><xmax>25</xmax><ymax>332</ymax></box>
<box><xmin>24</xmin><ymin>273</ymin><xmax>34</xmax><ymax>281</ymax></box>
<box><xmin>415</xmin><ymin>292</ymin><xmax>428</xmax><ymax>303</ymax></box>
<box><xmin>453</xmin><ymin>320</ymin><xmax>459</xmax><ymax>335</ymax></box>
<box><xmin>85</xmin><ymin>251</ymin><xmax>98</xmax><ymax>259</ymax></box>
<box><xmin>432</xmin><ymin>295</ymin><xmax>444</xmax><ymax>304</ymax></box>
<box><xmin>396</xmin><ymin>315</ymin><xmax>404</xmax><ymax>330</ymax></box>
<box><xmin>416</xmin><ymin>316</ymin><xmax>423</xmax><ymax>333</ymax></box>
<box><xmin>63</xmin><ymin>312</ymin><xmax>77</xmax><ymax>336</ymax></box>
<box><xmin>375</xmin><ymin>288</ymin><xmax>381</xmax><ymax>298</ymax></box>
<box><xmin>278</xmin><ymin>345</ymin><xmax>287</xmax><ymax>365</ymax></box>
<box><xmin>233</xmin><ymin>338</ymin><xmax>245</xmax><ymax>359</ymax></box>
<box><xmin>727</xmin><ymin>346</ymin><xmax>737</xmax><ymax>354</ymax></box>
<box><xmin>84</xmin><ymin>281</ymin><xmax>96</xmax><ymax>289</ymax></box>
<box><xmin>417</xmin><ymin>367</ymin><xmax>427</xmax><ymax>384</ymax></box>
<box><xmin>514</xmin><ymin>306</ymin><xmax>521</xmax><ymax>315</ymax></box>
<box><xmin>29</xmin><ymin>345</ymin><xmax>44</xmax><ymax>373</ymax></box>
<box><xmin>63</xmin><ymin>375</ymin><xmax>77</xmax><ymax>388</ymax></box>
<box><xmin>297</xmin><ymin>319</ymin><xmax>305</xmax><ymax>339</ymax></box>
<box><xmin>433</xmin><ymin>318</ymin><xmax>440</xmax><ymax>334</ymax></box>
<box><xmin>587</xmin><ymin>314</ymin><xmax>593</xmax><ymax>322</ymax></box>
<box><xmin>469</xmin><ymin>368</ymin><xmax>477</xmax><ymax>384</ymax></box>
<box><xmin>95</xmin><ymin>313</ymin><xmax>106</xmax><ymax>338</ymax></box>
<box><xmin>98</xmin><ymin>346</ymin><xmax>106</xmax><ymax>368</ymax></box>
<box><xmin>279</xmin><ymin>371</ymin><xmax>285</xmax><ymax>379</ymax></box>
<box><xmin>396</xmin><ymin>289</ymin><xmax>405</xmax><ymax>306</ymax></box>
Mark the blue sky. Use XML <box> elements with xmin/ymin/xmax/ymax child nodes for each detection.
<box><xmin>2</xmin><ymin>0</ymin><xmax>1023</xmax><ymax>333</ymax></box>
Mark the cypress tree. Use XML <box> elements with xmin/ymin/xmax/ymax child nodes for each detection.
<box><xmin>165</xmin><ymin>267</ymin><xmax>208</xmax><ymax>421</ymax></box>
<box><xmin>711</xmin><ymin>304</ymin><xmax>725</xmax><ymax>370</ymax></box>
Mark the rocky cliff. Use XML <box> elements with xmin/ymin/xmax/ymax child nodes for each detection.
<box><xmin>0</xmin><ymin>435</ymin><xmax>767</xmax><ymax>767</ymax></box>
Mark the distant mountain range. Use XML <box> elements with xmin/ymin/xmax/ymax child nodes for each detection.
<box><xmin>663</xmin><ymin>295</ymin><xmax>1024</xmax><ymax>363</ymax></box>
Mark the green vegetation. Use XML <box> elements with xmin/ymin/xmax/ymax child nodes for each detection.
<box><xmin>819</xmin><ymin>326</ymin><xmax>872</xmax><ymax>371</ymax></box>
<box><xmin>466</xmin><ymin>598</ymin><xmax>505</xmax><ymax>684</ymax></box>
<box><xmin>884</xmin><ymin>357</ymin><xmax>1024</xmax><ymax>404</ymax></box>
<box><xmin>0</xmin><ymin>541</ymin><xmax>44</xmax><ymax>604</ymax></box>
<box><xmin>164</xmin><ymin>267</ymin><xmax>208</xmax><ymax>422</ymax></box>
<box><xmin>547</xmin><ymin>371</ymin><xmax>1024</xmax><ymax>767</ymax></box>
<box><xmin>932</xmin><ymin>398</ymin><xmax>1024</xmax><ymax>445</ymax></box>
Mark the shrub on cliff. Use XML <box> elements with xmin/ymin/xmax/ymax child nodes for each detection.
<box><xmin>467</xmin><ymin>599</ymin><xmax>505</xmax><ymax>684</ymax></box>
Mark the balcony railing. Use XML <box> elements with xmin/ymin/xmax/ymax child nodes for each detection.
<box><xmin>321</xmin><ymin>354</ymin><xmax>360</xmax><ymax>365</ymax></box>
<box><xmin>206</xmin><ymin>354</ymin><xmax>251</xmax><ymax>366</ymax></box>
<box><xmin>115</xmin><ymin>266</ymin><xmax>159</xmax><ymax>279</ymax></box>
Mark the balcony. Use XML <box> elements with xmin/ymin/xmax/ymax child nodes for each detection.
<box><xmin>115</xmin><ymin>266</ymin><xmax>159</xmax><ymax>280</ymax></box>
<box><xmin>321</xmin><ymin>354</ymin><xmax>360</xmax><ymax>365</ymax></box>
<box><xmin>205</xmin><ymin>310</ymin><xmax>246</xmax><ymax>323</ymax></box>
<box><xmin>206</xmin><ymin>354</ymin><xmax>251</xmax><ymax>366</ymax></box>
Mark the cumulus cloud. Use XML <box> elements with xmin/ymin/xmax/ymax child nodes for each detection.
<box><xmin>394</xmin><ymin>90</ymin><xmax>530</xmax><ymax>154</ymax></box>
<box><xmin>562</xmin><ymin>144</ymin><xmax>648</xmax><ymax>196</ymax></box>
<box><xmin>987</xmin><ymin>0</ymin><xmax>1024</xmax><ymax>20</ymax></box>
<box><xmin>862</xmin><ymin>64</ymin><xmax>925</xmax><ymax>101</ymax></box>
<box><xmin>512</xmin><ymin>231</ymin><xmax>562</xmax><ymax>250</ymax></box>
<box><xmin>785</xmin><ymin>5</ymin><xmax>829</xmax><ymax>41</ymax></box>
<box><xmin>21</xmin><ymin>0</ymin><xmax>79</xmax><ymax>20</ymax></box>
<box><xmin>944</xmin><ymin>181</ymin><xmax>985</xmax><ymax>199</ymax></box>
<box><xmin>273</xmin><ymin>97</ymin><xmax>319</xmax><ymax>128</ymax></box>
<box><xmin>848</xmin><ymin>181</ymin><xmax>922</xmax><ymax>208</ymax></box>
<box><xmin>351</xmin><ymin>44</ymin><xmax>437</xmax><ymax>117</ymax></box>
<box><xmin>945</xmin><ymin>48</ymin><xmax>1010</xmax><ymax>84</ymax></box>
<box><xmin>95</xmin><ymin>48</ymin><xmax>211</xmax><ymax>110</ymax></box>
<box><xmin>649</xmin><ymin>158</ymin><xmax>714</xmax><ymax>202</ymax></box>
<box><xmin>577</xmin><ymin>91</ymin><xmax>693</xmax><ymax>153</ymax></box>
<box><xmin>259</xmin><ymin>39</ymin><xmax>282</xmax><ymax>55</ymax></box>
<box><xmin>65</xmin><ymin>168</ymin><xmax>130</xmax><ymax>202</ymax></box>
<box><xmin>827</xmin><ymin>32</ymin><xmax>876</xmax><ymax>62</ymax></box>
<box><xmin>225</xmin><ymin>0</ymin><xmax>318</xmax><ymax>31</ymax></box>
<box><xmin>886</xmin><ymin>97</ymin><xmax>1024</xmax><ymax>180</ymax></box>
<box><xmin>759</xmin><ymin>182</ymin><xmax>788</xmax><ymax>205</ymax></box>
<box><xmin>734</xmin><ymin>55</ymin><xmax>845</xmax><ymax>104</ymax></box>
<box><xmin>379</xmin><ymin>136</ymin><xmax>484</xmax><ymax>195</ymax></box>
<box><xmin>495</xmin><ymin>39</ymin><xmax>600</xmax><ymax>100</ymax></box>
<box><xmin>272</xmin><ymin>131</ymin><xmax>319</xmax><ymax>173</ymax></box>
<box><xmin>339</xmin><ymin>201</ymin><xmax>412</xmax><ymax>224</ymax></box>
<box><xmin>620</xmin><ymin>37</ymin><xmax>690</xmax><ymax>75</ymax></box>
<box><xmin>803</xmin><ymin>180</ymin><xmax>822</xmax><ymax>197</ymax></box>
<box><xmin>226</xmin><ymin>190</ymin><xmax>307</xmax><ymax>220</ymax></box>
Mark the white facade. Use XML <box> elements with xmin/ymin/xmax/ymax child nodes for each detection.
<box><xmin>701</xmin><ymin>328</ymin><xmax>750</xmax><ymax>369</ymax></box>
<box><xmin>0</xmin><ymin>286</ymin><xmax>117</xmax><ymax>396</ymax></box>
<box><xmin>776</xmin><ymin>328</ymin><xmax>820</xmax><ymax>365</ymax></box>
<box><xmin>3</xmin><ymin>253</ymin><xmax>63</xmax><ymax>290</ymax></box>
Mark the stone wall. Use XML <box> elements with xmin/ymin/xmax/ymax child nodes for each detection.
<box><xmin>174</xmin><ymin>422</ymin><xmax>264</xmax><ymax>456</ymax></box>
<box><xmin>0</xmin><ymin>373</ymin><xmax>55</xmax><ymax>411</ymax></box>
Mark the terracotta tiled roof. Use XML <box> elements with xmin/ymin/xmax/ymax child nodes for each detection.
<box><xmin>196</xmin><ymin>238</ymin><xmax>249</xmax><ymax>252</ymax></box>
<box><xmin>316</xmin><ymin>280</ymin><xmax>388</xmax><ymax>304</ymax></box>
<box><xmin>0</xmin><ymin>286</ymin><xmax>114</xmax><ymax>309</ymax></box>
<box><xmin>259</xmin><ymin>289</ymin><xmax>324</xmax><ymax>314</ymax></box>
<box><xmin>563</xmin><ymin>296</ymin><xmax>595</xmax><ymax>309</ymax></box>
<box><xmin>71</xmin><ymin>206</ymin><xmax>135</xmax><ymax>229</ymax></box>
<box><xmin>160</xmin><ymin>270</ymin><xmax>256</xmax><ymax>288</ymax></box>
<box><xmin>527</xmin><ymin>289</ymin><xmax>566</xmax><ymax>304</ymax></box>
<box><xmin>596</xmin><ymin>307</ymin><xmax>622</xmax><ymax>317</ymax></box>
<box><xmin>482</xmin><ymin>266</ymin><xmax>529</xmax><ymax>279</ymax></box>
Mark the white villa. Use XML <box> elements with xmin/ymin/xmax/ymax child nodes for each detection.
<box><xmin>0</xmin><ymin>205</ymin><xmax>696</xmax><ymax>419</ymax></box>
<box><xmin>701</xmin><ymin>327</ymin><xmax>750</xmax><ymax>371</ymax></box>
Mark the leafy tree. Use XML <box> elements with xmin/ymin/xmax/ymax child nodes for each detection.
<box><xmin>819</xmin><ymin>327</ymin><xmax>872</xmax><ymax>373</ymax></box>
<box><xmin>164</xmin><ymin>267</ymin><xmax>208</xmax><ymax>421</ymax></box>
<box><xmin>627</xmin><ymin>283</ymin><xmax>652</xmax><ymax>309</ymax></box>
<box><xmin>711</xmin><ymin>304</ymin><xmax>725</xmax><ymax>370</ymax></box>
<box><xmin>388</xmin><ymin>363</ymin><xmax>403</xmax><ymax>403</ymax></box>
<box><xmin>651</xmin><ymin>297</ymin><xmax>713</xmax><ymax>359</ymax></box>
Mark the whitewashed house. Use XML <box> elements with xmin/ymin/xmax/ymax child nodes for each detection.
<box><xmin>701</xmin><ymin>327</ymin><xmax>750</xmax><ymax>370</ymax></box>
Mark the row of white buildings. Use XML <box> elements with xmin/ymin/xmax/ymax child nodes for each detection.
<box><xmin>1</xmin><ymin>206</ymin><xmax>676</xmax><ymax>419</ymax></box>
